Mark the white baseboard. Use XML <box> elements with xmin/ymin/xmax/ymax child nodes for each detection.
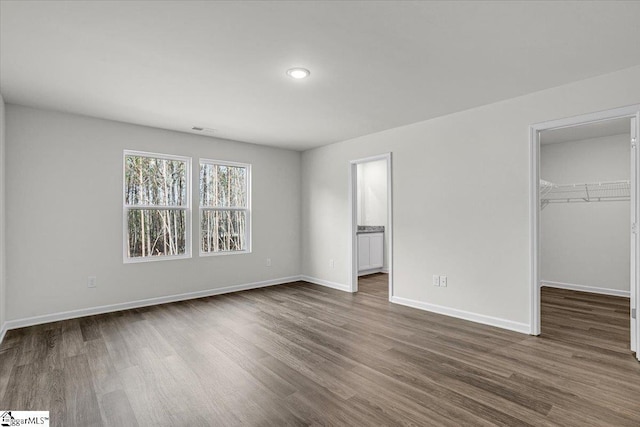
<box><xmin>390</xmin><ymin>296</ymin><xmax>531</xmax><ymax>334</ymax></box>
<box><xmin>540</xmin><ymin>280</ymin><xmax>630</xmax><ymax>298</ymax></box>
<box><xmin>3</xmin><ymin>275</ymin><xmax>303</xmax><ymax>332</ymax></box>
<box><xmin>301</xmin><ymin>275</ymin><xmax>351</xmax><ymax>292</ymax></box>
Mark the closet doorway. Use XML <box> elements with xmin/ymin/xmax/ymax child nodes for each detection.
<box><xmin>348</xmin><ymin>153</ymin><xmax>393</xmax><ymax>299</ymax></box>
<box><xmin>530</xmin><ymin>106</ymin><xmax>640</xmax><ymax>362</ymax></box>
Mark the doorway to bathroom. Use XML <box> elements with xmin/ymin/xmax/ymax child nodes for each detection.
<box><xmin>349</xmin><ymin>153</ymin><xmax>393</xmax><ymax>299</ymax></box>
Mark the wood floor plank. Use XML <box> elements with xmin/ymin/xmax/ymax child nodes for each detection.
<box><xmin>1</xmin><ymin>274</ymin><xmax>639</xmax><ymax>426</ymax></box>
<box><xmin>60</xmin><ymin>319</ymin><xmax>86</xmax><ymax>359</ymax></box>
<box><xmin>63</xmin><ymin>354</ymin><xmax>103</xmax><ymax>427</ymax></box>
<box><xmin>97</xmin><ymin>389</ymin><xmax>138</xmax><ymax>427</ymax></box>
<box><xmin>2</xmin><ymin>362</ymin><xmax>41</xmax><ymax>410</ymax></box>
<box><xmin>78</xmin><ymin>317</ymin><xmax>102</xmax><ymax>343</ymax></box>
<box><xmin>0</xmin><ymin>345</ymin><xmax>18</xmax><ymax>399</ymax></box>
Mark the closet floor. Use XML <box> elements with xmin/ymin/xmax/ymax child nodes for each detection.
<box><xmin>0</xmin><ymin>279</ymin><xmax>639</xmax><ymax>426</ymax></box>
<box><xmin>541</xmin><ymin>286</ymin><xmax>631</xmax><ymax>354</ymax></box>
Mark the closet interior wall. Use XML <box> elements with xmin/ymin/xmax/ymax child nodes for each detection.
<box><xmin>540</xmin><ymin>132</ymin><xmax>630</xmax><ymax>295</ymax></box>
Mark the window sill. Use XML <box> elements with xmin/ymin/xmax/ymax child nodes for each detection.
<box><xmin>124</xmin><ymin>253</ymin><xmax>192</xmax><ymax>264</ymax></box>
<box><xmin>199</xmin><ymin>250</ymin><xmax>252</xmax><ymax>257</ymax></box>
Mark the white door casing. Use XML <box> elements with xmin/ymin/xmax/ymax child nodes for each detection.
<box><xmin>530</xmin><ymin>105</ymin><xmax>640</xmax><ymax>362</ymax></box>
<box><xmin>631</xmin><ymin>116</ymin><xmax>639</xmax><ymax>355</ymax></box>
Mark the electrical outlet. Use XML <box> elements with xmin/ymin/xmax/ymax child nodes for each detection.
<box><xmin>432</xmin><ymin>275</ymin><xmax>440</xmax><ymax>286</ymax></box>
<box><xmin>266</xmin><ymin>258</ymin><xmax>272</xmax><ymax>267</ymax></box>
<box><xmin>439</xmin><ymin>275</ymin><xmax>447</xmax><ymax>287</ymax></box>
<box><xmin>88</xmin><ymin>276</ymin><xmax>97</xmax><ymax>288</ymax></box>
<box><xmin>329</xmin><ymin>259</ymin><xmax>335</xmax><ymax>268</ymax></box>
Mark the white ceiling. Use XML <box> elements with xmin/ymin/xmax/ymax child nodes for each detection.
<box><xmin>541</xmin><ymin>117</ymin><xmax>631</xmax><ymax>145</ymax></box>
<box><xmin>1</xmin><ymin>1</ymin><xmax>640</xmax><ymax>151</ymax></box>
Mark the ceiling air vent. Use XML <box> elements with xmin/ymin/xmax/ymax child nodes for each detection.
<box><xmin>192</xmin><ymin>126</ymin><xmax>216</xmax><ymax>133</ymax></box>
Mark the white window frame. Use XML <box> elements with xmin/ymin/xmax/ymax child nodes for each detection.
<box><xmin>199</xmin><ymin>158</ymin><xmax>252</xmax><ymax>257</ymax></box>
<box><xmin>123</xmin><ymin>150</ymin><xmax>192</xmax><ymax>263</ymax></box>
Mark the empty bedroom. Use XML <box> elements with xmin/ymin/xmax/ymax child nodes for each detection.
<box><xmin>1</xmin><ymin>1</ymin><xmax>640</xmax><ymax>426</ymax></box>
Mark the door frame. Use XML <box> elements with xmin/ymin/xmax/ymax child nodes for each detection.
<box><xmin>348</xmin><ymin>153</ymin><xmax>393</xmax><ymax>298</ymax></box>
<box><xmin>529</xmin><ymin>104</ymin><xmax>640</xmax><ymax>360</ymax></box>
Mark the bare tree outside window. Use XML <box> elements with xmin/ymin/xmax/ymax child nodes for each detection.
<box><xmin>124</xmin><ymin>152</ymin><xmax>191</xmax><ymax>261</ymax></box>
<box><xmin>200</xmin><ymin>161</ymin><xmax>250</xmax><ymax>254</ymax></box>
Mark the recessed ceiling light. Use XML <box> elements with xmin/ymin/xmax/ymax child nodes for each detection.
<box><xmin>286</xmin><ymin>68</ymin><xmax>310</xmax><ymax>79</ymax></box>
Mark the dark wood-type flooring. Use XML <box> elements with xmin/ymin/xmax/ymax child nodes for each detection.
<box><xmin>1</xmin><ymin>274</ymin><xmax>639</xmax><ymax>426</ymax></box>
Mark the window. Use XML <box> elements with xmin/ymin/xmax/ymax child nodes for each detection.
<box><xmin>199</xmin><ymin>159</ymin><xmax>251</xmax><ymax>255</ymax></box>
<box><xmin>123</xmin><ymin>151</ymin><xmax>191</xmax><ymax>262</ymax></box>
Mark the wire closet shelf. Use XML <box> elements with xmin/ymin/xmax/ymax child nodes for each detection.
<box><xmin>540</xmin><ymin>179</ymin><xmax>630</xmax><ymax>209</ymax></box>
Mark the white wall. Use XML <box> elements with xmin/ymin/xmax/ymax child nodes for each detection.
<box><xmin>357</xmin><ymin>160</ymin><xmax>388</xmax><ymax>269</ymax></box>
<box><xmin>357</xmin><ymin>160</ymin><xmax>387</xmax><ymax>226</ymax></box>
<box><xmin>0</xmin><ymin>94</ymin><xmax>6</xmax><ymax>334</ymax></box>
<box><xmin>5</xmin><ymin>105</ymin><xmax>302</xmax><ymax>321</ymax></box>
<box><xmin>540</xmin><ymin>134</ymin><xmax>630</xmax><ymax>293</ymax></box>
<box><xmin>301</xmin><ymin>64</ymin><xmax>640</xmax><ymax>330</ymax></box>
